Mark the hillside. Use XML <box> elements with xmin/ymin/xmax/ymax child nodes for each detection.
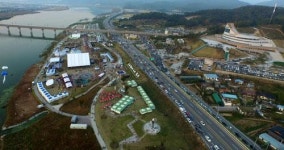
<box><xmin>123</xmin><ymin>0</ymin><xmax>248</xmax><ymax>12</ymax></box>
<box><xmin>127</xmin><ymin>6</ymin><xmax>284</xmax><ymax>29</ymax></box>
<box><xmin>186</xmin><ymin>5</ymin><xmax>284</xmax><ymax>26</ymax></box>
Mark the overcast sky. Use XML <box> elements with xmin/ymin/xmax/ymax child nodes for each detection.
<box><xmin>0</xmin><ymin>0</ymin><xmax>274</xmax><ymax>5</ymax></box>
<box><xmin>239</xmin><ymin>0</ymin><xmax>271</xmax><ymax>4</ymax></box>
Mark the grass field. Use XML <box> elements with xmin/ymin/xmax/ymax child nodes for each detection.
<box><xmin>237</xmin><ymin>27</ymin><xmax>256</xmax><ymax>34</ymax></box>
<box><xmin>229</xmin><ymin>48</ymin><xmax>248</xmax><ymax>59</ymax></box>
<box><xmin>260</xmin><ymin>27</ymin><xmax>284</xmax><ymax>39</ymax></box>
<box><xmin>273</xmin><ymin>39</ymin><xmax>284</xmax><ymax>48</ymax></box>
<box><xmin>273</xmin><ymin>61</ymin><xmax>284</xmax><ymax>67</ymax></box>
<box><xmin>60</xmin><ymin>78</ymin><xmax>109</xmax><ymax>115</ymax></box>
<box><xmin>132</xmin><ymin>120</ymin><xmax>145</xmax><ymax>137</ymax></box>
<box><xmin>193</xmin><ymin>46</ymin><xmax>224</xmax><ymax>59</ymax></box>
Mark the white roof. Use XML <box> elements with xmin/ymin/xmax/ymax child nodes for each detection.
<box><xmin>70</xmin><ymin>33</ymin><xmax>81</xmax><ymax>39</ymax></box>
<box><xmin>62</xmin><ymin>73</ymin><xmax>68</xmax><ymax>78</ymax></box>
<box><xmin>46</xmin><ymin>79</ymin><xmax>54</xmax><ymax>86</ymax></box>
<box><xmin>65</xmin><ymin>82</ymin><xmax>72</xmax><ymax>88</ymax></box>
<box><xmin>64</xmin><ymin>77</ymin><xmax>70</xmax><ymax>83</ymax></box>
<box><xmin>49</xmin><ymin>57</ymin><xmax>60</xmax><ymax>63</ymax></box>
<box><xmin>67</xmin><ymin>53</ymin><xmax>90</xmax><ymax>67</ymax></box>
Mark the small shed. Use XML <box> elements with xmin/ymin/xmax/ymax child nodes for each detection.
<box><xmin>49</xmin><ymin>57</ymin><xmax>60</xmax><ymax>63</ymax></box>
<box><xmin>204</xmin><ymin>74</ymin><xmax>218</xmax><ymax>81</ymax></box>
<box><xmin>70</xmin><ymin>124</ymin><xmax>87</xmax><ymax>129</ymax></box>
<box><xmin>235</xmin><ymin>79</ymin><xmax>244</xmax><ymax>85</ymax></box>
<box><xmin>71</xmin><ymin>115</ymin><xmax>78</xmax><ymax>123</ymax></box>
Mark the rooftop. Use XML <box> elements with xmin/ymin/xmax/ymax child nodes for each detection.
<box><xmin>221</xmin><ymin>93</ymin><xmax>238</xmax><ymax>100</ymax></box>
<box><xmin>259</xmin><ymin>133</ymin><xmax>284</xmax><ymax>149</ymax></box>
<box><xmin>268</xmin><ymin>126</ymin><xmax>284</xmax><ymax>139</ymax></box>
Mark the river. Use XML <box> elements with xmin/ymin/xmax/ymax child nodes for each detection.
<box><xmin>0</xmin><ymin>7</ymin><xmax>110</xmax><ymax>128</ymax></box>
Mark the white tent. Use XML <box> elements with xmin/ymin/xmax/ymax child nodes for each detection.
<box><xmin>64</xmin><ymin>77</ymin><xmax>70</xmax><ymax>83</ymax></box>
<box><xmin>65</xmin><ymin>82</ymin><xmax>73</xmax><ymax>88</ymax></box>
<box><xmin>70</xmin><ymin>33</ymin><xmax>81</xmax><ymax>39</ymax></box>
<box><xmin>67</xmin><ymin>53</ymin><xmax>90</xmax><ymax>68</ymax></box>
<box><xmin>49</xmin><ymin>57</ymin><xmax>60</xmax><ymax>63</ymax></box>
<box><xmin>46</xmin><ymin>79</ymin><xmax>54</xmax><ymax>86</ymax></box>
<box><xmin>62</xmin><ymin>73</ymin><xmax>68</xmax><ymax>78</ymax></box>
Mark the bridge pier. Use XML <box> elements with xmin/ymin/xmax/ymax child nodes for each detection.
<box><xmin>18</xmin><ymin>27</ymin><xmax>22</xmax><ymax>36</ymax></box>
<box><xmin>41</xmin><ymin>28</ymin><xmax>45</xmax><ymax>38</ymax></box>
<box><xmin>54</xmin><ymin>29</ymin><xmax>56</xmax><ymax>38</ymax></box>
<box><xmin>30</xmin><ymin>28</ymin><xmax>33</xmax><ymax>37</ymax></box>
<box><xmin>7</xmin><ymin>26</ymin><xmax>11</xmax><ymax>36</ymax></box>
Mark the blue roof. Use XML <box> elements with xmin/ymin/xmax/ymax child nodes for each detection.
<box><xmin>235</xmin><ymin>79</ymin><xmax>244</xmax><ymax>83</ymax></box>
<box><xmin>259</xmin><ymin>133</ymin><xmax>284</xmax><ymax>149</ymax></box>
<box><xmin>204</xmin><ymin>74</ymin><xmax>218</xmax><ymax>79</ymax></box>
<box><xmin>277</xmin><ymin>105</ymin><xmax>284</xmax><ymax>109</ymax></box>
<box><xmin>269</xmin><ymin>126</ymin><xmax>284</xmax><ymax>139</ymax></box>
<box><xmin>221</xmin><ymin>93</ymin><xmax>238</xmax><ymax>99</ymax></box>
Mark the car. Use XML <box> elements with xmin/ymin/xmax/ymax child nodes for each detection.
<box><xmin>213</xmin><ymin>145</ymin><xmax>220</xmax><ymax>150</ymax></box>
<box><xmin>205</xmin><ymin>135</ymin><xmax>211</xmax><ymax>142</ymax></box>
<box><xmin>186</xmin><ymin>118</ymin><xmax>192</xmax><ymax>123</ymax></box>
<box><xmin>200</xmin><ymin>121</ymin><xmax>205</xmax><ymax>126</ymax></box>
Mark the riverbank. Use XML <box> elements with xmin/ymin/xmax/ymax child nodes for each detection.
<box><xmin>3</xmin><ymin>63</ymin><xmax>46</xmax><ymax>127</ymax></box>
<box><xmin>0</xmin><ymin>11</ymin><xmax>37</xmax><ymax>21</ymax></box>
<box><xmin>0</xmin><ymin>6</ymin><xmax>69</xmax><ymax>22</ymax></box>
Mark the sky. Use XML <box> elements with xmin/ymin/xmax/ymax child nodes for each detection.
<box><xmin>239</xmin><ymin>0</ymin><xmax>270</xmax><ymax>4</ymax></box>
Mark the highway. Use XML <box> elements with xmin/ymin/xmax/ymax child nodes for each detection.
<box><xmin>103</xmin><ymin>12</ymin><xmax>262</xmax><ymax>150</ymax></box>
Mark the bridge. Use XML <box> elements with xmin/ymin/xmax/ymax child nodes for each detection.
<box><xmin>0</xmin><ymin>24</ymin><xmax>167</xmax><ymax>38</ymax></box>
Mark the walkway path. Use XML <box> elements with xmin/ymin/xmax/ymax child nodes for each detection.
<box><xmin>1</xmin><ymin>111</ymin><xmax>48</xmax><ymax>136</ymax></box>
<box><xmin>116</xmin><ymin>112</ymin><xmax>151</xmax><ymax>149</ymax></box>
<box><xmin>190</xmin><ymin>44</ymin><xmax>208</xmax><ymax>55</ymax></box>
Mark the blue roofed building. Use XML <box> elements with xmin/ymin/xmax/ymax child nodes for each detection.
<box><xmin>234</xmin><ymin>79</ymin><xmax>244</xmax><ymax>85</ymax></box>
<box><xmin>259</xmin><ymin>133</ymin><xmax>284</xmax><ymax>150</ymax></box>
<box><xmin>221</xmin><ymin>93</ymin><xmax>238</xmax><ymax>106</ymax></box>
<box><xmin>100</xmin><ymin>52</ymin><xmax>114</xmax><ymax>62</ymax></box>
<box><xmin>268</xmin><ymin>126</ymin><xmax>284</xmax><ymax>144</ymax></box>
<box><xmin>221</xmin><ymin>93</ymin><xmax>238</xmax><ymax>99</ymax></box>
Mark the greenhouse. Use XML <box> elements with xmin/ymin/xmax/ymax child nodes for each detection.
<box><xmin>137</xmin><ymin>86</ymin><xmax>155</xmax><ymax>115</ymax></box>
<box><xmin>126</xmin><ymin>80</ymin><xmax>138</xmax><ymax>87</ymax></box>
<box><xmin>111</xmin><ymin>95</ymin><xmax>135</xmax><ymax>114</ymax></box>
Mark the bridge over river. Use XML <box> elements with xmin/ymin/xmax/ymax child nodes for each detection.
<box><xmin>0</xmin><ymin>24</ymin><xmax>167</xmax><ymax>38</ymax></box>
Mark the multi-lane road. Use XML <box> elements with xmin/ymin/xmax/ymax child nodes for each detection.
<box><xmin>103</xmin><ymin>12</ymin><xmax>262</xmax><ymax>150</ymax></box>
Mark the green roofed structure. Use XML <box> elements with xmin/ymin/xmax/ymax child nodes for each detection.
<box><xmin>126</xmin><ymin>80</ymin><xmax>138</xmax><ymax>87</ymax></box>
<box><xmin>111</xmin><ymin>95</ymin><xmax>135</xmax><ymax>114</ymax></box>
<box><xmin>212</xmin><ymin>92</ymin><xmax>224</xmax><ymax>106</ymax></box>
<box><xmin>137</xmin><ymin>86</ymin><xmax>155</xmax><ymax>114</ymax></box>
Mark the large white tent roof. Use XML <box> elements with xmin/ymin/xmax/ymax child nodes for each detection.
<box><xmin>67</xmin><ymin>53</ymin><xmax>90</xmax><ymax>67</ymax></box>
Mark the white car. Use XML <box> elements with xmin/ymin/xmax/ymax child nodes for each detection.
<box><xmin>214</xmin><ymin>145</ymin><xmax>220</xmax><ymax>150</ymax></box>
<box><xmin>205</xmin><ymin>135</ymin><xmax>211</xmax><ymax>142</ymax></box>
<box><xmin>200</xmin><ymin>121</ymin><xmax>205</xmax><ymax>126</ymax></box>
<box><xmin>187</xmin><ymin>118</ymin><xmax>192</xmax><ymax>123</ymax></box>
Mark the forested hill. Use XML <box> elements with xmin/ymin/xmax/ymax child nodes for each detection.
<box><xmin>130</xmin><ymin>6</ymin><xmax>284</xmax><ymax>28</ymax></box>
<box><xmin>186</xmin><ymin>6</ymin><xmax>284</xmax><ymax>27</ymax></box>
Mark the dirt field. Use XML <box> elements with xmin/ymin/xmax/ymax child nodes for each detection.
<box><xmin>4</xmin><ymin>64</ymin><xmax>45</xmax><ymax>127</ymax></box>
<box><xmin>193</xmin><ymin>46</ymin><xmax>225</xmax><ymax>59</ymax></box>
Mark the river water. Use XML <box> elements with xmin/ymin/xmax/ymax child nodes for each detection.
<box><xmin>0</xmin><ymin>7</ymin><xmax>110</xmax><ymax>127</ymax></box>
